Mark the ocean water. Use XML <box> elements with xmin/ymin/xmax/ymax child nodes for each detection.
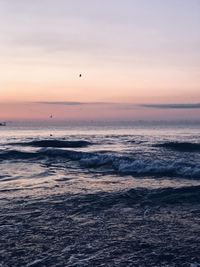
<box><xmin>0</xmin><ymin>121</ymin><xmax>200</xmax><ymax>266</ymax></box>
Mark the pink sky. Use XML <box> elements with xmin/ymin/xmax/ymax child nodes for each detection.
<box><xmin>0</xmin><ymin>1</ymin><xmax>199</xmax><ymax>121</ymax></box>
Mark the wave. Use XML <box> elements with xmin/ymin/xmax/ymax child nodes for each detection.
<box><xmin>0</xmin><ymin>148</ymin><xmax>84</xmax><ymax>161</ymax></box>
<box><xmin>8</xmin><ymin>139</ymin><xmax>93</xmax><ymax>148</ymax></box>
<box><xmin>0</xmin><ymin>150</ymin><xmax>39</xmax><ymax>160</ymax></box>
<box><xmin>154</xmin><ymin>142</ymin><xmax>200</xmax><ymax>152</ymax></box>
<box><xmin>1</xmin><ymin>148</ymin><xmax>199</xmax><ymax>179</ymax></box>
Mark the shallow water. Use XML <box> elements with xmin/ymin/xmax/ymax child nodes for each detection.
<box><xmin>0</xmin><ymin>122</ymin><xmax>200</xmax><ymax>266</ymax></box>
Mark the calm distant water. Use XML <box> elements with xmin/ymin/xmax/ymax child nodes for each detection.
<box><xmin>0</xmin><ymin>121</ymin><xmax>200</xmax><ymax>199</ymax></box>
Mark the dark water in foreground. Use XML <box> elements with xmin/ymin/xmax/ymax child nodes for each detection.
<box><xmin>0</xmin><ymin>122</ymin><xmax>200</xmax><ymax>266</ymax></box>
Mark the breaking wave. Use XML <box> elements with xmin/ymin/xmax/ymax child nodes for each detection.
<box><xmin>1</xmin><ymin>148</ymin><xmax>199</xmax><ymax>179</ymax></box>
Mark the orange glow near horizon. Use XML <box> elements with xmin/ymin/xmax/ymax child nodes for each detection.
<box><xmin>0</xmin><ymin>102</ymin><xmax>199</xmax><ymax>122</ymax></box>
<box><xmin>0</xmin><ymin>62</ymin><xmax>200</xmax><ymax>103</ymax></box>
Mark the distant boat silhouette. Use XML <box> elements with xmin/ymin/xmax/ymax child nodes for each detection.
<box><xmin>0</xmin><ymin>122</ymin><xmax>6</xmax><ymax>126</ymax></box>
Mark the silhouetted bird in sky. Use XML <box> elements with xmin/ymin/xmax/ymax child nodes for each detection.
<box><xmin>79</xmin><ymin>74</ymin><xmax>82</xmax><ymax>77</ymax></box>
<box><xmin>50</xmin><ymin>115</ymin><xmax>53</xmax><ymax>119</ymax></box>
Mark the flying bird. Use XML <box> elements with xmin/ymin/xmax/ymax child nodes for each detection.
<box><xmin>79</xmin><ymin>74</ymin><xmax>82</xmax><ymax>77</ymax></box>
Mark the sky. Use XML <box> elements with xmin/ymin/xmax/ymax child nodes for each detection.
<box><xmin>0</xmin><ymin>0</ymin><xmax>199</xmax><ymax>121</ymax></box>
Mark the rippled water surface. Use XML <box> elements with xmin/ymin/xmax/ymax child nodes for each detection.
<box><xmin>0</xmin><ymin>122</ymin><xmax>200</xmax><ymax>266</ymax></box>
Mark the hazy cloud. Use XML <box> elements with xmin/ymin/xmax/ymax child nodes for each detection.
<box><xmin>38</xmin><ymin>102</ymin><xmax>200</xmax><ymax>110</ymax></box>
<box><xmin>38</xmin><ymin>101</ymin><xmax>84</xmax><ymax>106</ymax></box>
<box><xmin>140</xmin><ymin>103</ymin><xmax>200</xmax><ymax>109</ymax></box>
<box><xmin>37</xmin><ymin>101</ymin><xmax>113</xmax><ymax>106</ymax></box>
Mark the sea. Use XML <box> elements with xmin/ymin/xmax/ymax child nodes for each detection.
<box><xmin>0</xmin><ymin>121</ymin><xmax>200</xmax><ymax>266</ymax></box>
